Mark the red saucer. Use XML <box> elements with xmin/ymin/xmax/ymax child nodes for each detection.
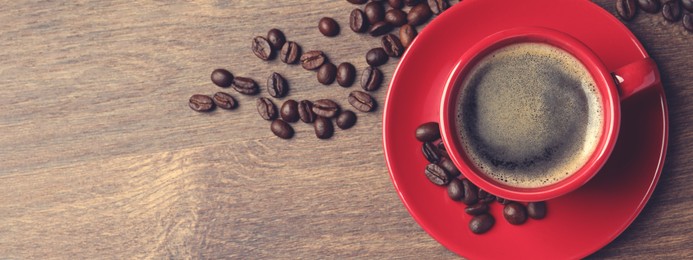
<box><xmin>382</xmin><ymin>0</ymin><xmax>668</xmax><ymax>259</ymax></box>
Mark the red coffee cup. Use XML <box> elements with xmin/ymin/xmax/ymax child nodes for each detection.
<box><xmin>439</xmin><ymin>27</ymin><xmax>660</xmax><ymax>202</ymax></box>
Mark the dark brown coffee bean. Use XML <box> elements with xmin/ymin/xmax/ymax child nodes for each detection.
<box><xmin>318</xmin><ymin>17</ymin><xmax>340</xmax><ymax>37</ymax></box>
<box><xmin>405</xmin><ymin>0</ymin><xmax>421</xmax><ymax>6</ymax></box>
<box><xmin>461</xmin><ymin>179</ymin><xmax>479</xmax><ymax>205</ymax></box>
<box><xmin>381</xmin><ymin>34</ymin><xmax>405</xmax><ymax>57</ymax></box>
<box><xmin>271</xmin><ymin>119</ymin><xmax>294</xmax><ymax>139</ymax></box>
<box><xmin>280</xmin><ymin>41</ymin><xmax>301</xmax><ymax>64</ymax></box>
<box><xmin>211</xmin><ymin>69</ymin><xmax>234</xmax><ymax>88</ymax></box>
<box><xmin>280</xmin><ymin>99</ymin><xmax>299</xmax><ymax>123</ymax></box>
<box><xmin>336</xmin><ymin>110</ymin><xmax>357</xmax><ymax>129</ymax></box>
<box><xmin>348</xmin><ymin>90</ymin><xmax>376</xmax><ymax>112</ymax></box>
<box><xmin>300</xmin><ymin>50</ymin><xmax>327</xmax><ymax>70</ymax></box>
<box><xmin>267</xmin><ymin>72</ymin><xmax>288</xmax><ymax>98</ymax></box>
<box><xmin>312</xmin><ymin>99</ymin><xmax>340</xmax><ymax>118</ymax></box>
<box><xmin>469</xmin><ymin>214</ymin><xmax>494</xmax><ymax>234</ymax></box>
<box><xmin>438</xmin><ymin>157</ymin><xmax>460</xmax><ymax>178</ymax></box>
<box><xmin>232</xmin><ymin>77</ymin><xmax>259</xmax><ymax>95</ymax></box>
<box><xmin>408</xmin><ymin>3</ymin><xmax>433</xmax><ymax>26</ymax></box>
<box><xmin>347</xmin><ymin>0</ymin><xmax>368</xmax><ymax>4</ymax></box>
<box><xmin>267</xmin><ymin>29</ymin><xmax>286</xmax><ymax>50</ymax></box>
<box><xmin>425</xmin><ymin>163</ymin><xmax>450</xmax><ymax>186</ymax></box>
<box><xmin>350</xmin><ymin>9</ymin><xmax>370</xmax><ymax>33</ymax></box>
<box><xmin>212</xmin><ymin>92</ymin><xmax>237</xmax><ymax>110</ymax></box>
<box><xmin>503</xmin><ymin>202</ymin><xmax>528</xmax><ymax>225</ymax></box>
<box><xmin>360</xmin><ymin>66</ymin><xmax>383</xmax><ymax>91</ymax></box>
<box><xmin>684</xmin><ymin>13</ymin><xmax>693</xmax><ymax>32</ymax></box>
<box><xmin>415</xmin><ymin>122</ymin><xmax>440</xmax><ymax>142</ymax></box>
<box><xmin>478</xmin><ymin>189</ymin><xmax>495</xmax><ymax>204</ymax></box>
<box><xmin>527</xmin><ymin>201</ymin><xmax>547</xmax><ymax>219</ymax></box>
<box><xmin>189</xmin><ymin>94</ymin><xmax>214</xmax><ymax>112</ymax></box>
<box><xmin>683</xmin><ymin>0</ymin><xmax>693</xmax><ymax>12</ymax></box>
<box><xmin>616</xmin><ymin>0</ymin><xmax>638</xmax><ymax>20</ymax></box>
<box><xmin>256</xmin><ymin>98</ymin><xmax>278</xmax><ymax>120</ymax></box>
<box><xmin>366</xmin><ymin>48</ymin><xmax>389</xmax><ymax>66</ymax></box>
<box><xmin>385</xmin><ymin>9</ymin><xmax>408</xmax><ymax>26</ymax></box>
<box><xmin>369</xmin><ymin>21</ymin><xmax>393</xmax><ymax>36</ymax></box>
<box><xmin>337</xmin><ymin>62</ymin><xmax>356</xmax><ymax>87</ymax></box>
<box><xmin>437</xmin><ymin>142</ymin><xmax>449</xmax><ymax>158</ymax></box>
<box><xmin>496</xmin><ymin>197</ymin><xmax>513</xmax><ymax>205</ymax></box>
<box><xmin>422</xmin><ymin>141</ymin><xmax>441</xmax><ymax>163</ymax></box>
<box><xmin>365</xmin><ymin>1</ymin><xmax>385</xmax><ymax>24</ymax></box>
<box><xmin>447</xmin><ymin>178</ymin><xmax>464</xmax><ymax>200</ymax></box>
<box><xmin>465</xmin><ymin>203</ymin><xmax>489</xmax><ymax>216</ymax></box>
<box><xmin>252</xmin><ymin>36</ymin><xmax>273</xmax><ymax>60</ymax></box>
<box><xmin>317</xmin><ymin>62</ymin><xmax>337</xmax><ymax>85</ymax></box>
<box><xmin>662</xmin><ymin>0</ymin><xmax>682</xmax><ymax>22</ymax></box>
<box><xmin>389</xmin><ymin>0</ymin><xmax>404</xmax><ymax>9</ymax></box>
<box><xmin>314</xmin><ymin>117</ymin><xmax>334</xmax><ymax>139</ymax></box>
<box><xmin>637</xmin><ymin>0</ymin><xmax>661</xmax><ymax>13</ymax></box>
<box><xmin>427</xmin><ymin>0</ymin><xmax>450</xmax><ymax>14</ymax></box>
<box><xmin>399</xmin><ymin>24</ymin><xmax>418</xmax><ymax>48</ymax></box>
<box><xmin>298</xmin><ymin>100</ymin><xmax>317</xmax><ymax>123</ymax></box>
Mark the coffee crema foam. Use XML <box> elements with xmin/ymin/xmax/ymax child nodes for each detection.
<box><xmin>455</xmin><ymin>43</ymin><xmax>603</xmax><ymax>188</ymax></box>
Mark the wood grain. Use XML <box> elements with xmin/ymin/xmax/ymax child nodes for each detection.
<box><xmin>0</xmin><ymin>0</ymin><xmax>690</xmax><ymax>259</ymax></box>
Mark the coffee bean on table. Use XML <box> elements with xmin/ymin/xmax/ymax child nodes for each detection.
<box><xmin>428</xmin><ymin>0</ymin><xmax>450</xmax><ymax>14</ymax></box>
<box><xmin>469</xmin><ymin>214</ymin><xmax>494</xmax><ymax>234</ymax></box>
<box><xmin>503</xmin><ymin>202</ymin><xmax>528</xmax><ymax>225</ymax></box>
<box><xmin>461</xmin><ymin>179</ymin><xmax>479</xmax><ymax>205</ymax></box>
<box><xmin>256</xmin><ymin>97</ymin><xmax>278</xmax><ymax>120</ymax></box>
<box><xmin>478</xmin><ymin>189</ymin><xmax>495</xmax><ymax>204</ymax></box>
<box><xmin>465</xmin><ymin>203</ymin><xmax>489</xmax><ymax>216</ymax></box>
<box><xmin>317</xmin><ymin>62</ymin><xmax>337</xmax><ymax>85</ymax></box>
<box><xmin>381</xmin><ymin>34</ymin><xmax>405</xmax><ymax>57</ymax></box>
<box><xmin>415</xmin><ymin>122</ymin><xmax>440</xmax><ymax>142</ymax></box>
<box><xmin>447</xmin><ymin>178</ymin><xmax>464</xmax><ymax>200</ymax></box>
<box><xmin>438</xmin><ymin>157</ymin><xmax>460</xmax><ymax>178</ymax></box>
<box><xmin>301</xmin><ymin>50</ymin><xmax>327</xmax><ymax>70</ymax></box>
<box><xmin>365</xmin><ymin>1</ymin><xmax>386</xmax><ymax>24</ymax></box>
<box><xmin>361</xmin><ymin>66</ymin><xmax>384</xmax><ymax>91</ymax></box>
<box><xmin>408</xmin><ymin>3</ymin><xmax>433</xmax><ymax>26</ymax></box>
<box><xmin>211</xmin><ymin>69</ymin><xmax>234</xmax><ymax>88</ymax></box>
<box><xmin>348</xmin><ymin>90</ymin><xmax>376</xmax><ymax>112</ymax></box>
<box><xmin>319</xmin><ymin>17</ymin><xmax>340</xmax><ymax>37</ymax></box>
<box><xmin>684</xmin><ymin>13</ymin><xmax>693</xmax><ymax>32</ymax></box>
<box><xmin>280</xmin><ymin>99</ymin><xmax>299</xmax><ymax>122</ymax></box>
<box><xmin>527</xmin><ymin>201</ymin><xmax>547</xmax><ymax>219</ymax></box>
<box><xmin>683</xmin><ymin>0</ymin><xmax>693</xmax><ymax>12</ymax></box>
<box><xmin>662</xmin><ymin>0</ymin><xmax>682</xmax><ymax>22</ymax></box>
<box><xmin>267</xmin><ymin>72</ymin><xmax>288</xmax><ymax>98</ymax></box>
<box><xmin>616</xmin><ymin>0</ymin><xmax>638</xmax><ymax>21</ymax></box>
<box><xmin>337</xmin><ymin>62</ymin><xmax>356</xmax><ymax>87</ymax></box>
<box><xmin>422</xmin><ymin>141</ymin><xmax>441</xmax><ymax>163</ymax></box>
<box><xmin>271</xmin><ymin>119</ymin><xmax>294</xmax><ymax>139</ymax></box>
<box><xmin>232</xmin><ymin>77</ymin><xmax>259</xmax><ymax>95</ymax></box>
<box><xmin>425</xmin><ymin>163</ymin><xmax>450</xmax><ymax>185</ymax></box>
<box><xmin>366</xmin><ymin>47</ymin><xmax>389</xmax><ymax>66</ymax></box>
<box><xmin>389</xmin><ymin>0</ymin><xmax>404</xmax><ymax>9</ymax></box>
<box><xmin>385</xmin><ymin>9</ymin><xmax>408</xmax><ymax>26</ymax></box>
<box><xmin>189</xmin><ymin>94</ymin><xmax>214</xmax><ymax>112</ymax></box>
<box><xmin>369</xmin><ymin>21</ymin><xmax>393</xmax><ymax>36</ymax></box>
<box><xmin>437</xmin><ymin>142</ymin><xmax>449</xmax><ymax>158</ymax></box>
<box><xmin>280</xmin><ymin>41</ymin><xmax>301</xmax><ymax>64</ymax></box>
<box><xmin>399</xmin><ymin>24</ymin><xmax>418</xmax><ymax>48</ymax></box>
<box><xmin>267</xmin><ymin>28</ymin><xmax>286</xmax><ymax>50</ymax></box>
<box><xmin>314</xmin><ymin>117</ymin><xmax>334</xmax><ymax>139</ymax></box>
<box><xmin>212</xmin><ymin>92</ymin><xmax>237</xmax><ymax>110</ymax></box>
<box><xmin>405</xmin><ymin>0</ymin><xmax>421</xmax><ymax>6</ymax></box>
<box><xmin>350</xmin><ymin>9</ymin><xmax>370</xmax><ymax>33</ymax></box>
<box><xmin>298</xmin><ymin>100</ymin><xmax>317</xmax><ymax>123</ymax></box>
<box><xmin>336</xmin><ymin>110</ymin><xmax>357</xmax><ymax>129</ymax></box>
<box><xmin>347</xmin><ymin>0</ymin><xmax>368</xmax><ymax>4</ymax></box>
<box><xmin>252</xmin><ymin>36</ymin><xmax>273</xmax><ymax>60</ymax></box>
<box><xmin>312</xmin><ymin>99</ymin><xmax>340</xmax><ymax>118</ymax></box>
<box><xmin>637</xmin><ymin>0</ymin><xmax>661</xmax><ymax>13</ymax></box>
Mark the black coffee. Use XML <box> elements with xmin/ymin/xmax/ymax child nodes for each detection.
<box><xmin>455</xmin><ymin>43</ymin><xmax>603</xmax><ymax>188</ymax></box>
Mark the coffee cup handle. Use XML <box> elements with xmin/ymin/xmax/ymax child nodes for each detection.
<box><xmin>612</xmin><ymin>57</ymin><xmax>660</xmax><ymax>100</ymax></box>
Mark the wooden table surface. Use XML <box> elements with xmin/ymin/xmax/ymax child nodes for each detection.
<box><xmin>0</xmin><ymin>0</ymin><xmax>691</xmax><ymax>259</ymax></box>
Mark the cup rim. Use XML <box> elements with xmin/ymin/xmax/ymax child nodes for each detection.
<box><xmin>439</xmin><ymin>26</ymin><xmax>620</xmax><ymax>202</ymax></box>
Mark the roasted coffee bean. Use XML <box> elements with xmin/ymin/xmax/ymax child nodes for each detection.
<box><xmin>212</xmin><ymin>92</ymin><xmax>237</xmax><ymax>109</ymax></box>
<box><xmin>232</xmin><ymin>77</ymin><xmax>259</xmax><ymax>95</ymax></box>
<box><xmin>447</xmin><ymin>178</ymin><xmax>464</xmax><ymax>200</ymax></box>
<box><xmin>257</xmin><ymin>97</ymin><xmax>278</xmax><ymax>120</ymax></box>
<box><xmin>300</xmin><ymin>50</ymin><xmax>327</xmax><ymax>70</ymax></box>
<box><xmin>189</xmin><ymin>94</ymin><xmax>214</xmax><ymax>112</ymax></box>
<box><xmin>385</xmin><ymin>9</ymin><xmax>408</xmax><ymax>26</ymax></box>
<box><xmin>211</xmin><ymin>69</ymin><xmax>234</xmax><ymax>88</ymax></box>
<box><xmin>298</xmin><ymin>100</ymin><xmax>317</xmax><ymax>123</ymax></box>
<box><xmin>319</xmin><ymin>17</ymin><xmax>340</xmax><ymax>37</ymax></box>
<box><xmin>271</xmin><ymin>119</ymin><xmax>294</xmax><ymax>139</ymax></box>
<box><xmin>497</xmin><ymin>197</ymin><xmax>513</xmax><ymax>205</ymax></box>
<box><xmin>252</xmin><ymin>36</ymin><xmax>273</xmax><ymax>60</ymax></box>
<box><xmin>683</xmin><ymin>0</ymin><xmax>693</xmax><ymax>12</ymax></box>
<box><xmin>438</xmin><ymin>157</ymin><xmax>460</xmax><ymax>178</ymax></box>
<box><xmin>314</xmin><ymin>117</ymin><xmax>334</xmax><ymax>139</ymax></box>
<box><xmin>437</xmin><ymin>142</ymin><xmax>449</xmax><ymax>158</ymax></box>
<box><xmin>267</xmin><ymin>28</ymin><xmax>286</xmax><ymax>50</ymax></box>
<box><xmin>381</xmin><ymin>34</ymin><xmax>405</xmax><ymax>57</ymax></box>
<box><xmin>365</xmin><ymin>1</ymin><xmax>386</xmax><ymax>24</ymax></box>
<box><xmin>280</xmin><ymin>41</ymin><xmax>301</xmax><ymax>64</ymax></box>
<box><xmin>408</xmin><ymin>3</ymin><xmax>433</xmax><ymax>26</ymax></box>
<box><xmin>684</xmin><ymin>13</ymin><xmax>693</xmax><ymax>32</ymax></box>
<box><xmin>317</xmin><ymin>62</ymin><xmax>337</xmax><ymax>85</ymax></box>
<box><xmin>415</xmin><ymin>122</ymin><xmax>440</xmax><ymax>142</ymax></box>
<box><xmin>366</xmin><ymin>48</ymin><xmax>389</xmax><ymax>66</ymax></box>
<box><xmin>350</xmin><ymin>9</ymin><xmax>370</xmax><ymax>33</ymax></box>
<box><xmin>478</xmin><ymin>189</ymin><xmax>495</xmax><ymax>204</ymax></box>
<box><xmin>662</xmin><ymin>0</ymin><xmax>682</xmax><ymax>22</ymax></box>
<box><xmin>469</xmin><ymin>214</ymin><xmax>494</xmax><ymax>234</ymax></box>
<box><xmin>422</xmin><ymin>141</ymin><xmax>441</xmax><ymax>163</ymax></box>
<box><xmin>425</xmin><ymin>163</ymin><xmax>450</xmax><ymax>185</ymax></box>
<box><xmin>405</xmin><ymin>0</ymin><xmax>421</xmax><ymax>6</ymax></box>
<box><xmin>347</xmin><ymin>0</ymin><xmax>368</xmax><ymax>4</ymax></box>
<box><xmin>616</xmin><ymin>0</ymin><xmax>638</xmax><ymax>20</ymax></box>
<box><xmin>503</xmin><ymin>202</ymin><xmax>528</xmax><ymax>225</ymax></box>
<box><xmin>348</xmin><ymin>90</ymin><xmax>376</xmax><ymax>112</ymax></box>
<box><xmin>389</xmin><ymin>0</ymin><xmax>404</xmax><ymax>9</ymax></box>
<box><xmin>336</xmin><ymin>110</ymin><xmax>357</xmax><ymax>129</ymax></box>
<box><xmin>337</xmin><ymin>62</ymin><xmax>356</xmax><ymax>87</ymax></box>
<box><xmin>312</xmin><ymin>99</ymin><xmax>340</xmax><ymax>118</ymax></box>
<box><xmin>427</xmin><ymin>0</ymin><xmax>450</xmax><ymax>14</ymax></box>
<box><xmin>369</xmin><ymin>21</ymin><xmax>393</xmax><ymax>36</ymax></box>
<box><xmin>399</xmin><ymin>24</ymin><xmax>418</xmax><ymax>48</ymax></box>
<box><xmin>465</xmin><ymin>203</ymin><xmax>489</xmax><ymax>216</ymax></box>
<box><xmin>280</xmin><ymin>99</ymin><xmax>300</xmax><ymax>123</ymax></box>
<box><xmin>267</xmin><ymin>72</ymin><xmax>288</xmax><ymax>98</ymax></box>
<box><xmin>527</xmin><ymin>201</ymin><xmax>547</xmax><ymax>219</ymax></box>
<box><xmin>361</xmin><ymin>66</ymin><xmax>383</xmax><ymax>91</ymax></box>
<box><xmin>637</xmin><ymin>0</ymin><xmax>661</xmax><ymax>13</ymax></box>
<box><xmin>461</xmin><ymin>179</ymin><xmax>479</xmax><ymax>205</ymax></box>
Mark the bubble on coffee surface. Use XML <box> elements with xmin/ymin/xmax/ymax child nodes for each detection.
<box><xmin>455</xmin><ymin>43</ymin><xmax>603</xmax><ymax>188</ymax></box>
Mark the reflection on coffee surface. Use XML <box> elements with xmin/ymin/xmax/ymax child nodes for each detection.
<box><xmin>456</xmin><ymin>43</ymin><xmax>603</xmax><ymax>188</ymax></box>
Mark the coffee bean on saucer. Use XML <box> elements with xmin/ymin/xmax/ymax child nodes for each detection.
<box><xmin>389</xmin><ymin>0</ymin><xmax>404</xmax><ymax>9</ymax></box>
<box><xmin>415</xmin><ymin>122</ymin><xmax>440</xmax><ymax>142</ymax></box>
<box><xmin>465</xmin><ymin>203</ymin><xmax>489</xmax><ymax>216</ymax></box>
<box><xmin>527</xmin><ymin>201</ymin><xmax>547</xmax><ymax>219</ymax></box>
<box><xmin>683</xmin><ymin>0</ymin><xmax>693</xmax><ymax>12</ymax></box>
<box><xmin>232</xmin><ymin>77</ymin><xmax>259</xmax><ymax>95</ymax></box>
<box><xmin>212</xmin><ymin>92</ymin><xmax>237</xmax><ymax>110</ymax></box>
<box><xmin>369</xmin><ymin>21</ymin><xmax>393</xmax><ymax>36</ymax></box>
<box><xmin>447</xmin><ymin>178</ymin><xmax>464</xmax><ymax>200</ymax></box>
<box><xmin>361</xmin><ymin>66</ymin><xmax>383</xmax><ymax>91</ymax></box>
<box><xmin>405</xmin><ymin>0</ymin><xmax>421</xmax><ymax>6</ymax></box>
<box><xmin>381</xmin><ymin>34</ymin><xmax>404</xmax><ymax>57</ymax></box>
<box><xmin>399</xmin><ymin>24</ymin><xmax>418</xmax><ymax>48</ymax></box>
<box><xmin>503</xmin><ymin>202</ymin><xmax>528</xmax><ymax>225</ymax></box>
<box><xmin>189</xmin><ymin>94</ymin><xmax>214</xmax><ymax>112</ymax></box>
<box><xmin>211</xmin><ymin>69</ymin><xmax>234</xmax><ymax>88</ymax></box>
<box><xmin>637</xmin><ymin>0</ymin><xmax>661</xmax><ymax>13</ymax></box>
<box><xmin>252</xmin><ymin>36</ymin><xmax>273</xmax><ymax>60</ymax></box>
<box><xmin>267</xmin><ymin>72</ymin><xmax>288</xmax><ymax>98</ymax></box>
<box><xmin>365</xmin><ymin>1</ymin><xmax>385</xmax><ymax>24</ymax></box>
<box><xmin>280</xmin><ymin>41</ymin><xmax>301</xmax><ymax>64</ymax></box>
<box><xmin>408</xmin><ymin>3</ymin><xmax>433</xmax><ymax>26</ymax></box>
<box><xmin>319</xmin><ymin>17</ymin><xmax>340</xmax><ymax>37</ymax></box>
<box><xmin>298</xmin><ymin>100</ymin><xmax>317</xmax><ymax>123</ymax></box>
<box><xmin>427</xmin><ymin>0</ymin><xmax>450</xmax><ymax>15</ymax></box>
<box><xmin>461</xmin><ymin>179</ymin><xmax>478</xmax><ymax>205</ymax></box>
<box><xmin>267</xmin><ymin>29</ymin><xmax>286</xmax><ymax>50</ymax></box>
<box><xmin>385</xmin><ymin>9</ymin><xmax>408</xmax><ymax>26</ymax></box>
<box><xmin>438</xmin><ymin>157</ymin><xmax>460</xmax><ymax>178</ymax></box>
<box><xmin>425</xmin><ymin>163</ymin><xmax>450</xmax><ymax>185</ymax></box>
<box><xmin>616</xmin><ymin>0</ymin><xmax>638</xmax><ymax>21</ymax></box>
<box><xmin>469</xmin><ymin>214</ymin><xmax>494</xmax><ymax>234</ymax></box>
<box><xmin>366</xmin><ymin>47</ymin><xmax>389</xmax><ymax>66</ymax></box>
<box><xmin>336</xmin><ymin>110</ymin><xmax>357</xmax><ymax>129</ymax></box>
<box><xmin>301</xmin><ymin>50</ymin><xmax>327</xmax><ymax>70</ymax></box>
<box><xmin>257</xmin><ymin>97</ymin><xmax>278</xmax><ymax>120</ymax></box>
<box><xmin>337</xmin><ymin>62</ymin><xmax>356</xmax><ymax>87</ymax></box>
<box><xmin>312</xmin><ymin>99</ymin><xmax>340</xmax><ymax>118</ymax></box>
<box><xmin>422</xmin><ymin>141</ymin><xmax>441</xmax><ymax>163</ymax></box>
<box><xmin>280</xmin><ymin>99</ymin><xmax>299</xmax><ymax>122</ymax></box>
<box><xmin>662</xmin><ymin>0</ymin><xmax>682</xmax><ymax>22</ymax></box>
<box><xmin>317</xmin><ymin>62</ymin><xmax>337</xmax><ymax>85</ymax></box>
<box><xmin>314</xmin><ymin>116</ymin><xmax>334</xmax><ymax>139</ymax></box>
<box><xmin>347</xmin><ymin>0</ymin><xmax>368</xmax><ymax>4</ymax></box>
<box><xmin>348</xmin><ymin>90</ymin><xmax>376</xmax><ymax>112</ymax></box>
<box><xmin>271</xmin><ymin>119</ymin><xmax>294</xmax><ymax>139</ymax></box>
<box><xmin>350</xmin><ymin>9</ymin><xmax>370</xmax><ymax>33</ymax></box>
